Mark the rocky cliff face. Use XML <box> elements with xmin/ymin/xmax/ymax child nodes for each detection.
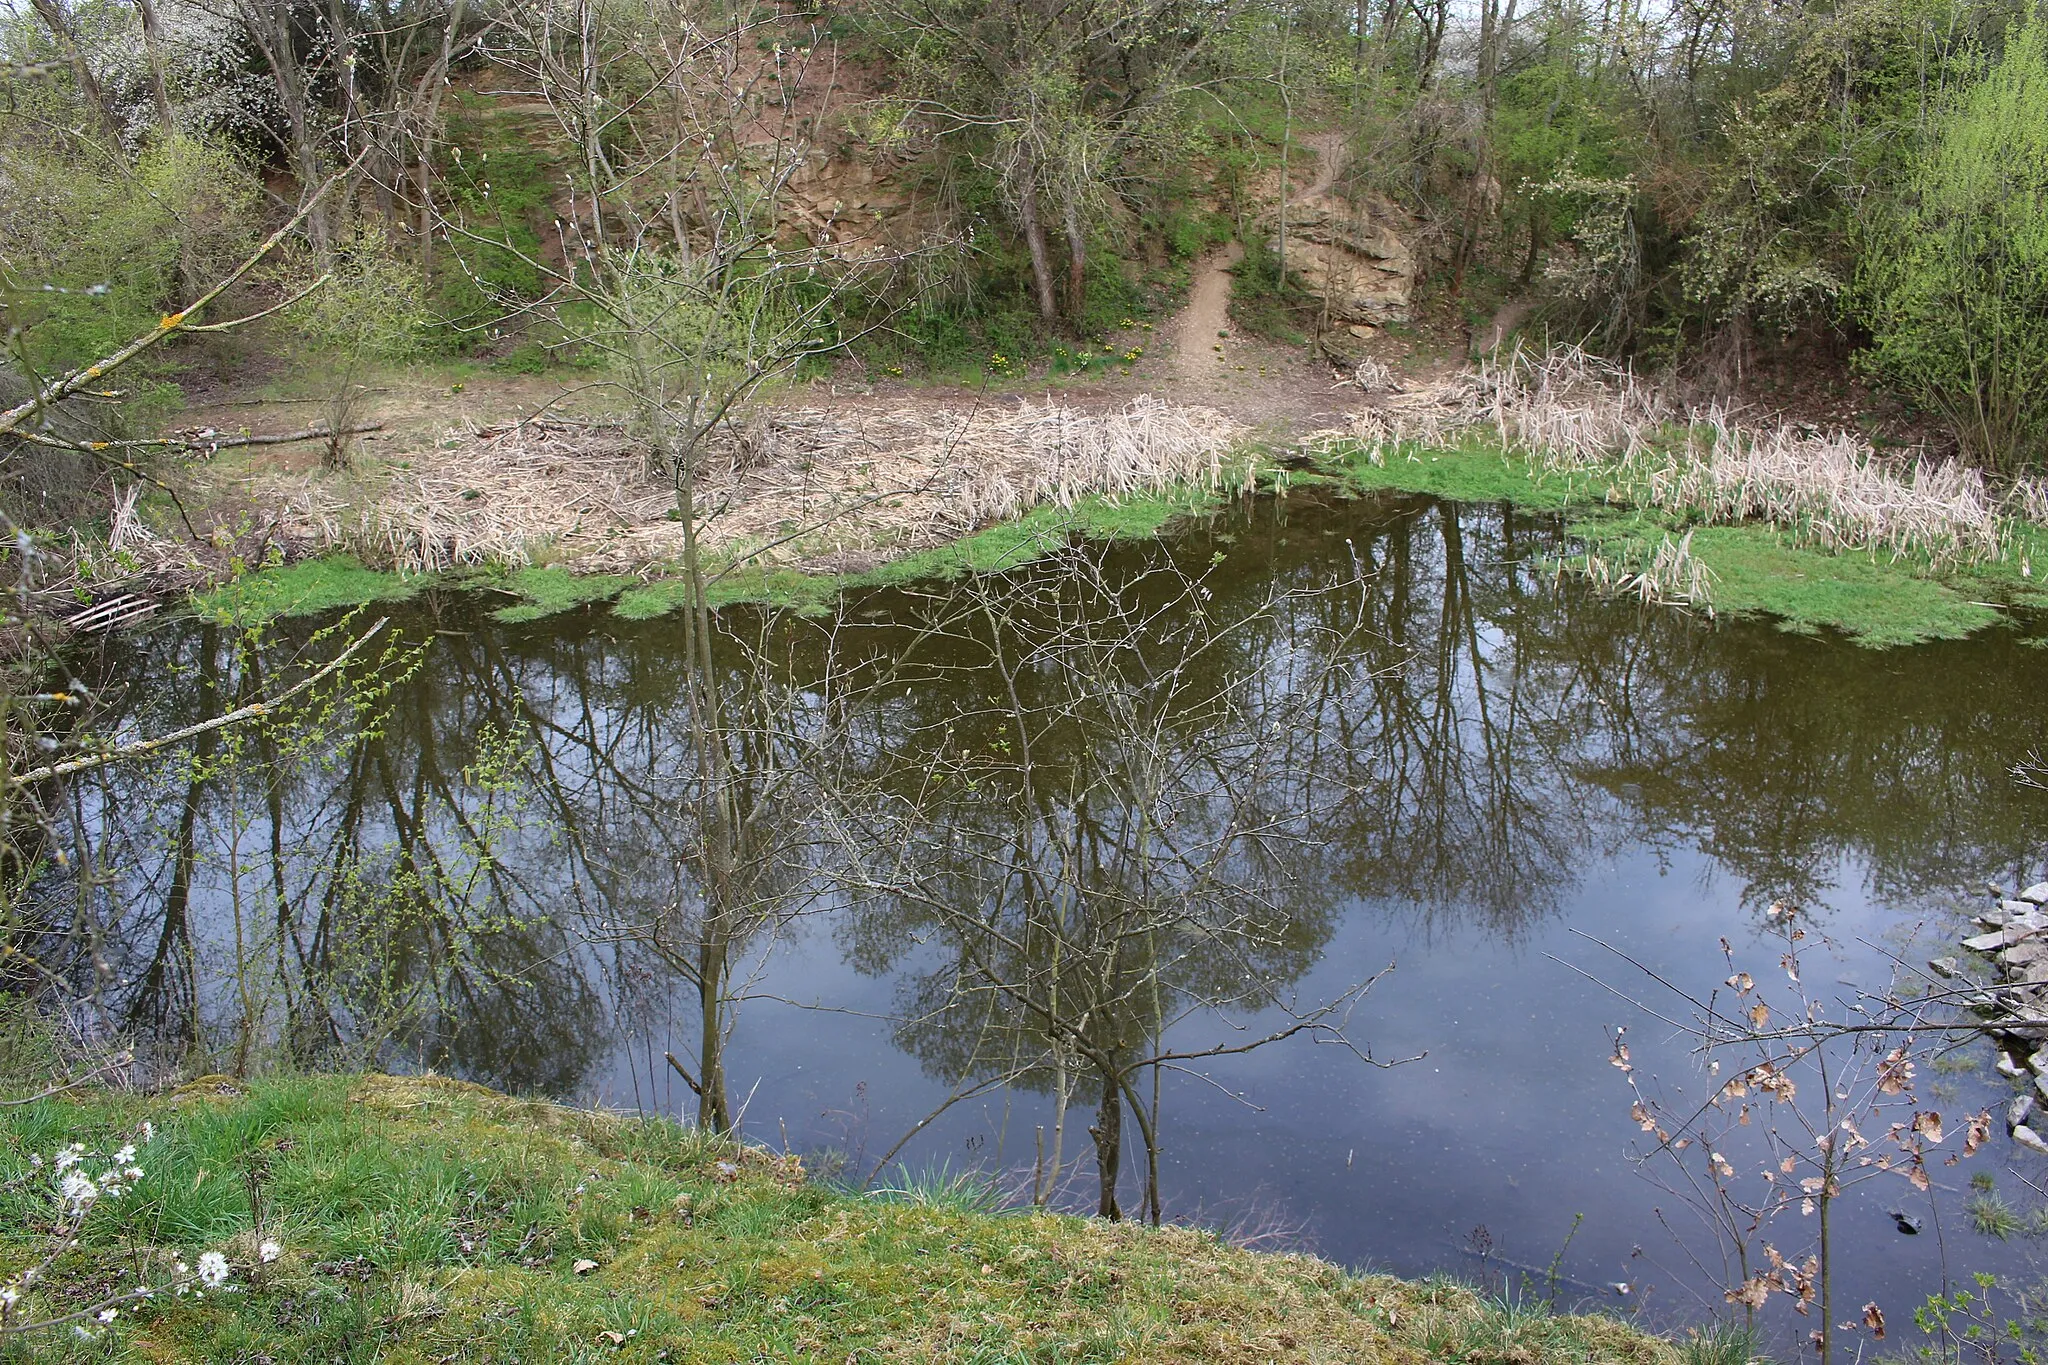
<box><xmin>1265</xmin><ymin>189</ymin><xmax>1417</xmax><ymax>357</ymax></box>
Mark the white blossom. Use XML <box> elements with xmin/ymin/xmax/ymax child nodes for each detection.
<box><xmin>195</xmin><ymin>1252</ymin><xmax>230</xmax><ymax>1287</ymax></box>
<box><xmin>258</xmin><ymin>1241</ymin><xmax>282</xmax><ymax>1264</ymax></box>
<box><xmin>60</xmin><ymin>1171</ymin><xmax>100</xmax><ymax>1212</ymax></box>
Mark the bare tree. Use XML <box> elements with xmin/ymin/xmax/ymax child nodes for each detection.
<box><xmin>445</xmin><ymin>0</ymin><xmax>939</xmax><ymax>1127</ymax></box>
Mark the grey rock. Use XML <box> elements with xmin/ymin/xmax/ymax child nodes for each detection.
<box><xmin>2013</xmin><ymin>1094</ymin><xmax>2036</xmax><ymax>1131</ymax></box>
<box><xmin>1967</xmin><ymin>931</ymin><xmax>2018</xmax><ymax>952</ymax></box>
<box><xmin>2022</xmin><ymin>882</ymin><xmax>2048</xmax><ymax>905</ymax></box>
<box><xmin>2004</xmin><ymin>940</ymin><xmax>2048</xmax><ymax>965</ymax></box>
<box><xmin>2031</xmin><ymin>1047</ymin><xmax>2048</xmax><ymax>1074</ymax></box>
<box><xmin>1930</xmin><ymin>956</ymin><xmax>1965</xmax><ymax>979</ymax></box>
<box><xmin>2015</xmin><ymin>1124</ymin><xmax>2048</xmax><ymax>1156</ymax></box>
<box><xmin>2000</xmin><ymin>1052</ymin><xmax>2027</xmax><ymax>1078</ymax></box>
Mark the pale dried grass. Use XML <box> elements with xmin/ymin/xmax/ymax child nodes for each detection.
<box><xmin>258</xmin><ymin>398</ymin><xmax>1248</xmax><ymax>577</ymax></box>
<box><xmin>1574</xmin><ymin>531</ymin><xmax>1717</xmax><ymax>611</ymax></box>
<box><xmin>70</xmin><ymin>486</ymin><xmax>216</xmax><ymax>593</ymax></box>
<box><xmin>1320</xmin><ymin>345</ymin><xmax>2010</xmax><ymax>572</ymax></box>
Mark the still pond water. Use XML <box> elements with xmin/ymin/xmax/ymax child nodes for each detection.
<box><xmin>47</xmin><ymin>486</ymin><xmax>2048</xmax><ymax>1340</ymax></box>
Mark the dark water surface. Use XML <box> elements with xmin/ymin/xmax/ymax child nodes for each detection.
<box><xmin>41</xmin><ymin>488</ymin><xmax>2048</xmax><ymax>1340</ymax></box>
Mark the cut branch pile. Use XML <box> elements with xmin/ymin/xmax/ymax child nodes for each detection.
<box><xmin>258</xmin><ymin>398</ymin><xmax>1248</xmax><ymax>576</ymax></box>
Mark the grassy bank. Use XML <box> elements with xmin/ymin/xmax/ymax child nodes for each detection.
<box><xmin>185</xmin><ymin>430</ymin><xmax>2048</xmax><ymax>648</ymax></box>
<box><xmin>190</xmin><ymin>482</ymin><xmax>1231</xmax><ymax>627</ymax></box>
<box><xmin>0</xmin><ymin>1072</ymin><xmax>1680</xmax><ymax>1364</ymax></box>
<box><xmin>1323</xmin><ymin>439</ymin><xmax>2048</xmax><ymax>648</ymax></box>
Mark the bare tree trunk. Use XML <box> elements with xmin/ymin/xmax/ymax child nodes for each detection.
<box><xmin>235</xmin><ymin>0</ymin><xmax>336</xmax><ymax>259</ymax></box>
<box><xmin>697</xmin><ymin>927</ymin><xmax>732</xmax><ymax>1132</ymax></box>
<box><xmin>1017</xmin><ymin>165</ymin><xmax>1059</xmax><ymax>324</ymax></box>
<box><xmin>1090</xmin><ymin>1067</ymin><xmax>1122</xmax><ymax>1220</ymax></box>
<box><xmin>135</xmin><ymin>0</ymin><xmax>177</xmax><ymax>135</ymax></box>
<box><xmin>28</xmin><ymin>0</ymin><xmax>122</xmax><ymax>143</ymax></box>
<box><xmin>1062</xmin><ymin>196</ymin><xmax>1087</xmax><ymax>324</ymax></box>
<box><xmin>411</xmin><ymin>0</ymin><xmax>468</xmax><ymax>276</ymax></box>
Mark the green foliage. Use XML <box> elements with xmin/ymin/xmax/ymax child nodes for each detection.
<box><xmin>1320</xmin><ymin>437</ymin><xmax>2013</xmax><ymax>646</ymax></box>
<box><xmin>1857</xmin><ymin>11</ymin><xmax>2048</xmax><ymax>471</ymax></box>
<box><xmin>491</xmin><ymin>567</ymin><xmax>635</xmax><ymax>622</ymax></box>
<box><xmin>866</xmin><ymin>1159</ymin><xmax>1010</xmax><ymax>1214</ymax></box>
<box><xmin>191</xmin><ymin>556</ymin><xmax>431</xmax><ymax>626</ymax></box>
<box><xmin>1967</xmin><ymin>1190</ymin><xmax>2022</xmax><ymax>1238</ymax></box>
<box><xmin>432</xmin><ymin>115</ymin><xmax>558</xmax><ymax>346</ymax></box>
<box><xmin>1228</xmin><ymin>239</ymin><xmax>1314</xmax><ymax>345</ymax></box>
<box><xmin>286</xmin><ymin>225</ymin><xmax>433</xmax><ymax>364</ymax></box>
<box><xmin>1676</xmin><ymin>1320</ymin><xmax>1764</xmax><ymax>1365</ymax></box>
<box><xmin>1911</xmin><ymin>1272</ymin><xmax>2048</xmax><ymax>1365</ymax></box>
<box><xmin>1494</xmin><ymin>38</ymin><xmax>1632</xmax><ymax>281</ymax></box>
<box><xmin>0</xmin><ymin>133</ymin><xmax>260</xmax><ymax>378</ymax></box>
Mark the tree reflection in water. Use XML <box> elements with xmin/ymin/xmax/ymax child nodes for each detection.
<box><xmin>19</xmin><ymin>489</ymin><xmax>2048</xmax><ymax>1222</ymax></box>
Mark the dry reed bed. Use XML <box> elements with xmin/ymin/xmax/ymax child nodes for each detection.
<box><xmin>1335</xmin><ymin>346</ymin><xmax>2023</xmax><ymax>574</ymax></box>
<box><xmin>258</xmin><ymin>398</ymin><xmax>1248</xmax><ymax>576</ymax></box>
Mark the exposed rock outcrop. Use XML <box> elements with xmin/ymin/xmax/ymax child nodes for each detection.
<box><xmin>1265</xmin><ymin>190</ymin><xmax>1417</xmax><ymax>349</ymax></box>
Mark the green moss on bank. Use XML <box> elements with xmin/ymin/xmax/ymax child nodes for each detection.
<box><xmin>0</xmin><ymin>1073</ymin><xmax>1676</xmax><ymax>1364</ymax></box>
<box><xmin>490</xmin><ymin>566</ymin><xmax>637</xmax><ymax>622</ymax></box>
<box><xmin>1321</xmin><ymin>439</ymin><xmax>2039</xmax><ymax>648</ymax></box>
<box><xmin>187</xmin><ymin>438</ymin><xmax>2036</xmax><ymax>649</ymax></box>
<box><xmin>191</xmin><ymin>555</ymin><xmax>432</xmax><ymax>626</ymax></box>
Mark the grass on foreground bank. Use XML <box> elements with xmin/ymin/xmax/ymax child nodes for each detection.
<box><xmin>1321</xmin><ymin>439</ymin><xmax>2048</xmax><ymax>648</ymax></box>
<box><xmin>0</xmin><ymin>1072</ymin><xmax>1683</xmax><ymax>1365</ymax></box>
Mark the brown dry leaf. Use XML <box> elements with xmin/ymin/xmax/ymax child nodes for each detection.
<box><xmin>1727</xmin><ymin>1277</ymin><xmax>1772</xmax><ymax>1310</ymax></box>
<box><xmin>1610</xmin><ymin>1042</ymin><xmax>1633</xmax><ymax>1073</ymax></box>
<box><xmin>1782</xmin><ymin>953</ymin><xmax>1801</xmax><ymax>983</ymax></box>
<box><xmin>601</xmin><ymin>1331</ymin><xmax>626</xmax><ymax>1346</ymax></box>
<box><xmin>1727</xmin><ymin>972</ymin><xmax>1755</xmax><ymax>994</ymax></box>
<box><xmin>1908</xmin><ymin>1163</ymin><xmax>1932</xmax><ymax>1193</ymax></box>
<box><xmin>1780</xmin><ymin>1156</ymin><xmax>1797</xmax><ymax>1174</ymax></box>
<box><xmin>1877</xmin><ymin>1047</ymin><xmax>1914</xmax><ymax>1095</ymax></box>
<box><xmin>1964</xmin><ymin>1110</ymin><xmax>1992</xmax><ymax>1157</ymax></box>
<box><xmin>1631</xmin><ymin>1101</ymin><xmax>1656</xmax><ymax>1132</ymax></box>
<box><xmin>573</xmin><ymin>1258</ymin><xmax>600</xmax><ymax>1276</ymax></box>
<box><xmin>1863</xmin><ymin>1303</ymin><xmax>1887</xmax><ymax>1339</ymax></box>
<box><xmin>1913</xmin><ymin>1111</ymin><xmax>1944</xmax><ymax>1144</ymax></box>
<box><xmin>1749</xmin><ymin>1001</ymin><xmax>1771</xmax><ymax>1029</ymax></box>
